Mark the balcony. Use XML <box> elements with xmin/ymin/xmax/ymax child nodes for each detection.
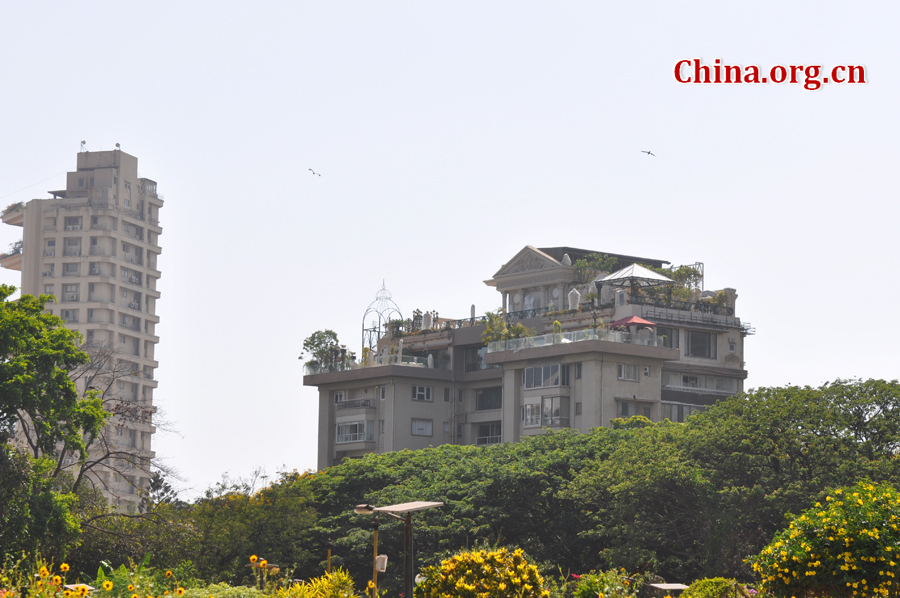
<box><xmin>486</xmin><ymin>327</ymin><xmax>665</xmax><ymax>353</ymax></box>
<box><xmin>336</xmin><ymin>432</ymin><xmax>375</xmax><ymax>444</ymax></box>
<box><xmin>62</xmin><ymin>294</ymin><xmax>80</xmax><ymax>302</ymax></box>
<box><xmin>475</xmin><ymin>435</ymin><xmax>501</xmax><ymax>446</ymax></box>
<box><xmin>43</xmin><ymin>250</ymin><xmax>56</xmax><ymax>257</ymax></box>
<box><xmin>63</xmin><ymin>248</ymin><xmax>82</xmax><ymax>257</ymax></box>
<box><xmin>90</xmin><ymin>247</ymin><xmax>110</xmax><ymax>256</ymax></box>
<box><xmin>335</xmin><ymin>399</ymin><xmax>376</xmax><ymax>410</ymax></box>
<box><xmin>64</xmin><ymin>225</ymin><xmax>82</xmax><ymax>231</ymax></box>
<box><xmin>303</xmin><ymin>354</ymin><xmax>442</xmax><ymax>376</ymax></box>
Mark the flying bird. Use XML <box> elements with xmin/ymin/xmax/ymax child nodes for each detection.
<box><xmin>641</xmin><ymin>150</ymin><xmax>656</xmax><ymax>157</ymax></box>
<box><xmin>309</xmin><ymin>169</ymin><xmax>321</xmax><ymax>176</ymax></box>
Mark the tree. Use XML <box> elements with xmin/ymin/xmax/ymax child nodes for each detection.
<box><xmin>481</xmin><ymin>310</ymin><xmax>534</xmax><ymax>345</ymax></box>
<box><xmin>0</xmin><ymin>286</ymin><xmax>107</xmax><ymax>462</ymax></box>
<box><xmin>300</xmin><ymin>330</ymin><xmax>355</xmax><ymax>371</ymax></box>
<box><xmin>574</xmin><ymin>253</ymin><xmax>619</xmax><ymax>283</ymax></box>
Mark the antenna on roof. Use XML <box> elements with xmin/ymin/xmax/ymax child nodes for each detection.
<box><xmin>80</xmin><ymin>140</ymin><xmax>86</xmax><ymax>153</ymax></box>
<box><xmin>115</xmin><ymin>143</ymin><xmax>121</xmax><ymax>150</ymax></box>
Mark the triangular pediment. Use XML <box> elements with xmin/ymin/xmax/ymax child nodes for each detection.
<box><xmin>492</xmin><ymin>246</ymin><xmax>565</xmax><ymax>278</ymax></box>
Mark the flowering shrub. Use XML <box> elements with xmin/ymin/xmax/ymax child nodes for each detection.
<box><xmin>571</xmin><ymin>569</ymin><xmax>640</xmax><ymax>598</ymax></box>
<box><xmin>0</xmin><ymin>558</ymin><xmax>76</xmax><ymax>598</ymax></box>
<box><xmin>183</xmin><ymin>584</ymin><xmax>264</xmax><ymax>598</ymax></box>
<box><xmin>682</xmin><ymin>577</ymin><xmax>741</xmax><ymax>598</ymax></box>
<box><xmin>750</xmin><ymin>481</ymin><xmax>900</xmax><ymax>597</ymax></box>
<box><xmin>274</xmin><ymin>569</ymin><xmax>357</xmax><ymax>598</ymax></box>
<box><xmin>414</xmin><ymin>547</ymin><xmax>548</xmax><ymax>598</ymax></box>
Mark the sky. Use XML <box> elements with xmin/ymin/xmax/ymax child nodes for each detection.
<box><xmin>1</xmin><ymin>1</ymin><xmax>898</xmax><ymax>498</ymax></box>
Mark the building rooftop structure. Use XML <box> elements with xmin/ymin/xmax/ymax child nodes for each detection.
<box><xmin>303</xmin><ymin>245</ymin><xmax>752</xmax><ymax>470</ymax></box>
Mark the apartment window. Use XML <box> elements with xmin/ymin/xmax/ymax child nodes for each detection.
<box><xmin>575</xmin><ymin>402</ymin><xmax>583</xmax><ymax>416</ymax></box>
<box><xmin>64</xmin><ymin>284</ymin><xmax>78</xmax><ymax>293</ymax></box>
<box><xmin>465</xmin><ymin>346</ymin><xmax>498</xmax><ymax>371</ymax></box>
<box><xmin>618</xmin><ymin>364</ymin><xmax>639</xmax><ymax>381</ymax></box>
<box><xmin>682</xmin><ymin>375</ymin><xmax>699</xmax><ymax>388</ymax></box>
<box><xmin>92</xmin><ymin>216</ymin><xmax>98</xmax><ymax>225</ymax></box>
<box><xmin>542</xmin><ymin>396</ymin><xmax>570</xmax><ymax>427</ymax></box>
<box><xmin>458</xmin><ymin>390</ymin><xmax>464</xmax><ymax>403</ymax></box>
<box><xmin>575</xmin><ymin>363</ymin><xmax>582</xmax><ymax>379</ymax></box>
<box><xmin>457</xmin><ymin>423</ymin><xmax>464</xmax><ymax>437</ymax></box>
<box><xmin>65</xmin><ymin>264</ymin><xmax>77</xmax><ymax>272</ymax></box>
<box><xmin>379</xmin><ymin>420</ymin><xmax>385</xmax><ymax>435</ymax></box>
<box><xmin>661</xmin><ymin>403</ymin><xmax>705</xmax><ymax>423</ymax></box>
<box><xmin>475</xmin><ymin>387</ymin><xmax>502</xmax><ymax>411</ymax></box>
<box><xmin>46</xmin><ymin>239</ymin><xmax>55</xmax><ymax>247</ymax></box>
<box><xmin>475</xmin><ymin>422</ymin><xmax>501</xmax><ymax>446</ymax></box>
<box><xmin>87</xmin><ymin>309</ymin><xmax>93</xmax><ymax>319</ymax></box>
<box><xmin>411</xmin><ymin>418</ymin><xmax>433</xmax><ymax>436</ymax></box>
<box><xmin>125</xmin><ymin>181</ymin><xmax>131</xmax><ymax>191</ymax></box>
<box><xmin>78</xmin><ymin>178</ymin><xmax>84</xmax><ymax>187</ymax></box>
<box><xmin>122</xmin><ymin>289</ymin><xmax>128</xmax><ymax>298</ymax></box>
<box><xmin>380</xmin><ymin>386</ymin><xmax>385</xmax><ymax>400</ymax></box>
<box><xmin>444</xmin><ymin>387</ymin><xmax>450</xmax><ymax>402</ymax></box>
<box><xmin>412</xmin><ymin>386</ymin><xmax>432</xmax><ymax>402</ymax></box>
<box><xmin>119</xmin><ymin>334</ymin><xmax>126</xmax><ymax>343</ymax></box>
<box><xmin>729</xmin><ymin>342</ymin><xmax>737</xmax><ymax>353</ymax></box>
<box><xmin>686</xmin><ymin>330</ymin><xmax>717</xmax><ymax>359</ymax></box>
<box><xmin>66</xmin><ymin>238</ymin><xmax>78</xmax><ymax>247</ymax></box>
<box><xmin>91</xmin><ymin>237</ymin><xmax>98</xmax><ymax>245</ymax></box>
<box><xmin>443</xmin><ymin>422</ymin><xmax>450</xmax><ymax>433</ymax></box>
<box><xmin>657</xmin><ymin>326</ymin><xmax>679</xmax><ymax>349</ymax></box>
<box><xmin>43</xmin><ymin>284</ymin><xmax>53</xmax><ymax>294</ymax></box>
<box><xmin>333</xmin><ymin>391</ymin><xmax>346</xmax><ymax>403</ymax></box>
<box><xmin>86</xmin><ymin>330</ymin><xmax>93</xmax><ymax>342</ymax></box>
<box><xmin>523</xmin><ymin>364</ymin><xmax>570</xmax><ymax>389</ymax></box>
<box><xmin>336</xmin><ymin>421</ymin><xmax>374</xmax><ymax>443</ymax></box>
<box><xmin>521</xmin><ymin>404</ymin><xmax>542</xmax><ymax>427</ymax></box>
<box><xmin>618</xmin><ymin>400</ymin><xmax>652</xmax><ymax>419</ymax></box>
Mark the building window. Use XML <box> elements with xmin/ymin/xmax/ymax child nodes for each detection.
<box><xmin>686</xmin><ymin>330</ymin><xmax>717</xmax><ymax>359</ymax></box>
<box><xmin>379</xmin><ymin>420</ymin><xmax>385</xmax><ymax>435</ymax></box>
<box><xmin>336</xmin><ymin>421</ymin><xmax>374</xmax><ymax>443</ymax></box>
<box><xmin>523</xmin><ymin>364</ymin><xmax>570</xmax><ymax>389</ymax></box>
<box><xmin>657</xmin><ymin>326</ymin><xmax>679</xmax><ymax>349</ymax></box>
<box><xmin>122</xmin><ymin>289</ymin><xmax>128</xmax><ymax>298</ymax></box>
<box><xmin>475</xmin><ymin>387</ymin><xmax>502</xmax><ymax>411</ymax></box>
<box><xmin>521</xmin><ymin>404</ymin><xmax>542</xmax><ymax>427</ymax></box>
<box><xmin>541</xmin><ymin>396</ymin><xmax>570</xmax><ymax>427</ymax></box>
<box><xmin>465</xmin><ymin>346</ymin><xmax>497</xmax><ymax>371</ymax></box>
<box><xmin>729</xmin><ymin>342</ymin><xmax>737</xmax><ymax>353</ymax></box>
<box><xmin>618</xmin><ymin>364</ymin><xmax>639</xmax><ymax>381</ymax></box>
<box><xmin>662</xmin><ymin>371</ymin><xmax>736</xmax><ymax>395</ymax></box>
<box><xmin>661</xmin><ymin>403</ymin><xmax>705</xmax><ymax>423</ymax></box>
<box><xmin>333</xmin><ymin>391</ymin><xmax>346</xmax><ymax>403</ymax></box>
<box><xmin>476</xmin><ymin>422</ymin><xmax>501</xmax><ymax>446</ymax></box>
<box><xmin>380</xmin><ymin>386</ymin><xmax>386</xmax><ymax>400</ymax></box>
<box><xmin>443</xmin><ymin>421</ymin><xmax>450</xmax><ymax>433</ymax></box>
<box><xmin>575</xmin><ymin>402</ymin><xmax>583</xmax><ymax>416</ymax></box>
<box><xmin>575</xmin><ymin>363</ymin><xmax>582</xmax><ymax>379</ymax></box>
<box><xmin>444</xmin><ymin>387</ymin><xmax>450</xmax><ymax>402</ymax></box>
<box><xmin>457</xmin><ymin>423</ymin><xmax>464</xmax><ymax>437</ymax></box>
<box><xmin>412</xmin><ymin>386</ymin><xmax>432</xmax><ymax>402</ymax></box>
<box><xmin>618</xmin><ymin>400</ymin><xmax>651</xmax><ymax>419</ymax></box>
<box><xmin>65</xmin><ymin>263</ymin><xmax>77</xmax><ymax>272</ymax></box>
<box><xmin>411</xmin><ymin>418</ymin><xmax>433</xmax><ymax>436</ymax></box>
<box><xmin>458</xmin><ymin>390</ymin><xmax>464</xmax><ymax>403</ymax></box>
<box><xmin>44</xmin><ymin>284</ymin><xmax>53</xmax><ymax>294</ymax></box>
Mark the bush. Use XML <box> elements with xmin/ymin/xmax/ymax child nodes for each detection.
<box><xmin>571</xmin><ymin>569</ymin><xmax>640</xmax><ymax>598</ymax></box>
<box><xmin>683</xmin><ymin>577</ymin><xmax>739</xmax><ymax>598</ymax></box>
<box><xmin>273</xmin><ymin>569</ymin><xmax>358</xmax><ymax>598</ymax></box>
<box><xmin>184</xmin><ymin>584</ymin><xmax>266</xmax><ymax>598</ymax></box>
<box><xmin>414</xmin><ymin>547</ymin><xmax>548</xmax><ymax>598</ymax></box>
<box><xmin>750</xmin><ymin>480</ymin><xmax>900</xmax><ymax>598</ymax></box>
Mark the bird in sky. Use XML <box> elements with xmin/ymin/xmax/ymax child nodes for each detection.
<box><xmin>309</xmin><ymin>169</ymin><xmax>321</xmax><ymax>176</ymax></box>
<box><xmin>641</xmin><ymin>150</ymin><xmax>656</xmax><ymax>157</ymax></box>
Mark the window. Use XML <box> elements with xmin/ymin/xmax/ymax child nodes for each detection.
<box><xmin>91</xmin><ymin>237</ymin><xmax>98</xmax><ymax>245</ymax></box>
<box><xmin>457</xmin><ymin>423</ymin><xmax>464</xmax><ymax>437</ymax></box>
<box><xmin>476</xmin><ymin>387</ymin><xmax>502</xmax><ymax>411</ymax></box>
<box><xmin>458</xmin><ymin>390</ymin><xmax>464</xmax><ymax>403</ymax></box>
<box><xmin>523</xmin><ymin>364</ymin><xmax>570</xmax><ymax>389</ymax></box>
<box><xmin>657</xmin><ymin>326</ymin><xmax>679</xmax><ymax>349</ymax></box>
<box><xmin>618</xmin><ymin>400</ymin><xmax>651</xmax><ymax>419</ymax></box>
<box><xmin>122</xmin><ymin>289</ymin><xmax>128</xmax><ymax>298</ymax></box>
<box><xmin>521</xmin><ymin>404</ymin><xmax>542</xmax><ymax>427</ymax></box>
<box><xmin>411</xmin><ymin>418</ymin><xmax>432</xmax><ymax>436</ymax></box>
<box><xmin>729</xmin><ymin>341</ymin><xmax>737</xmax><ymax>353</ymax></box>
<box><xmin>46</xmin><ymin>239</ymin><xmax>55</xmax><ymax>247</ymax></box>
<box><xmin>118</xmin><ymin>381</ymin><xmax>125</xmax><ymax>390</ymax></box>
<box><xmin>575</xmin><ymin>363</ymin><xmax>582</xmax><ymax>379</ymax></box>
<box><xmin>78</xmin><ymin>178</ymin><xmax>84</xmax><ymax>187</ymax></box>
<box><xmin>64</xmin><ymin>284</ymin><xmax>78</xmax><ymax>293</ymax></box>
<box><xmin>66</xmin><ymin>238</ymin><xmax>78</xmax><ymax>246</ymax></box>
<box><xmin>336</xmin><ymin>421</ymin><xmax>374</xmax><ymax>443</ymax></box>
<box><xmin>662</xmin><ymin>371</ymin><xmax>737</xmax><ymax>394</ymax></box>
<box><xmin>444</xmin><ymin>387</ymin><xmax>450</xmax><ymax>402</ymax></box>
<box><xmin>686</xmin><ymin>330</ymin><xmax>717</xmax><ymax>358</ymax></box>
<box><xmin>380</xmin><ymin>386</ymin><xmax>386</xmax><ymax>400</ymax></box>
<box><xmin>119</xmin><ymin>334</ymin><xmax>126</xmax><ymax>343</ymax></box>
<box><xmin>412</xmin><ymin>386</ymin><xmax>432</xmax><ymax>402</ymax></box>
<box><xmin>661</xmin><ymin>403</ymin><xmax>705</xmax><ymax>423</ymax></box>
<box><xmin>65</xmin><ymin>263</ymin><xmax>77</xmax><ymax>272</ymax></box>
<box><xmin>333</xmin><ymin>391</ymin><xmax>345</xmax><ymax>403</ymax></box>
<box><xmin>44</xmin><ymin>284</ymin><xmax>53</xmax><ymax>294</ymax></box>
<box><xmin>92</xmin><ymin>216</ymin><xmax>98</xmax><ymax>225</ymax></box>
<box><xmin>465</xmin><ymin>346</ymin><xmax>497</xmax><ymax>371</ymax></box>
<box><xmin>682</xmin><ymin>375</ymin><xmax>699</xmax><ymax>388</ymax></box>
<box><xmin>476</xmin><ymin>422</ymin><xmax>501</xmax><ymax>445</ymax></box>
<box><xmin>618</xmin><ymin>364</ymin><xmax>639</xmax><ymax>381</ymax></box>
<box><xmin>380</xmin><ymin>420</ymin><xmax>385</xmax><ymax>435</ymax></box>
<box><xmin>575</xmin><ymin>402</ymin><xmax>583</xmax><ymax>416</ymax></box>
<box><xmin>542</xmin><ymin>396</ymin><xmax>570</xmax><ymax>427</ymax></box>
<box><xmin>443</xmin><ymin>422</ymin><xmax>450</xmax><ymax>433</ymax></box>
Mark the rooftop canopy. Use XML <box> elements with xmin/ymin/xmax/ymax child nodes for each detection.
<box><xmin>595</xmin><ymin>263</ymin><xmax>673</xmax><ymax>288</ymax></box>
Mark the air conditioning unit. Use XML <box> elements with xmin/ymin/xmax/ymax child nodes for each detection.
<box><xmin>66</xmin><ymin>225</ymin><xmax>74</xmax><ymax>230</ymax></box>
<box><xmin>67</xmin><ymin>294</ymin><xmax>79</xmax><ymax>301</ymax></box>
<box><xmin>90</xmin><ymin>268</ymin><xmax>99</xmax><ymax>275</ymax></box>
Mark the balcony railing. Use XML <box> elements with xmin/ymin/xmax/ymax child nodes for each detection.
<box><xmin>336</xmin><ymin>432</ymin><xmax>374</xmax><ymax>444</ymax></box>
<box><xmin>630</xmin><ymin>295</ymin><xmax>735</xmax><ymax>316</ymax></box>
<box><xmin>63</xmin><ymin>294</ymin><xmax>80</xmax><ymax>302</ymax></box>
<box><xmin>304</xmin><ymin>354</ymin><xmax>442</xmax><ymax>376</ymax></box>
<box><xmin>486</xmin><ymin>327</ymin><xmax>665</xmax><ymax>353</ymax></box>
<box><xmin>475</xmin><ymin>436</ymin><xmax>501</xmax><ymax>446</ymax></box>
<box><xmin>335</xmin><ymin>399</ymin><xmax>376</xmax><ymax>410</ymax></box>
<box><xmin>63</xmin><ymin>249</ymin><xmax>82</xmax><ymax>257</ymax></box>
<box><xmin>90</xmin><ymin>247</ymin><xmax>110</xmax><ymax>256</ymax></box>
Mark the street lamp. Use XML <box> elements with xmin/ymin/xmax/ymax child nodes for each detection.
<box><xmin>354</xmin><ymin>501</ymin><xmax>444</xmax><ymax>598</ymax></box>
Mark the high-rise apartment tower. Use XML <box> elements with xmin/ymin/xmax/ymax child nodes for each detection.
<box><xmin>1</xmin><ymin>149</ymin><xmax>162</xmax><ymax>509</ymax></box>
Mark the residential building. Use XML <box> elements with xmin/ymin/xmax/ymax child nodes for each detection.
<box><xmin>1</xmin><ymin>149</ymin><xmax>163</xmax><ymax>509</ymax></box>
<box><xmin>303</xmin><ymin>245</ymin><xmax>752</xmax><ymax>470</ymax></box>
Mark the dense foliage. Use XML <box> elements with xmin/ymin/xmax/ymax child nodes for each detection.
<box><xmin>414</xmin><ymin>547</ymin><xmax>547</xmax><ymax>598</ymax></box>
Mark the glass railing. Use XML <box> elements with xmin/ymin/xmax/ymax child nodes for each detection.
<box><xmin>487</xmin><ymin>328</ymin><xmax>665</xmax><ymax>353</ymax></box>
<box><xmin>303</xmin><ymin>354</ymin><xmax>442</xmax><ymax>376</ymax></box>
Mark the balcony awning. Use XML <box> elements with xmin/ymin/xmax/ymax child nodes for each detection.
<box><xmin>609</xmin><ymin>316</ymin><xmax>657</xmax><ymax>328</ymax></box>
<box><xmin>595</xmin><ymin>263</ymin><xmax>673</xmax><ymax>288</ymax></box>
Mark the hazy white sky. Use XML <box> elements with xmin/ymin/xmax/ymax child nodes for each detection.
<box><xmin>1</xmin><ymin>2</ymin><xmax>897</xmax><ymax>497</ymax></box>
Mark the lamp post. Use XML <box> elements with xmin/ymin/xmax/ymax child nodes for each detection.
<box><xmin>326</xmin><ymin>538</ymin><xmax>333</xmax><ymax>573</ymax></box>
<box><xmin>354</xmin><ymin>501</ymin><xmax>444</xmax><ymax>598</ymax></box>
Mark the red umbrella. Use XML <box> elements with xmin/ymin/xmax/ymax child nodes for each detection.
<box><xmin>609</xmin><ymin>316</ymin><xmax>657</xmax><ymax>327</ymax></box>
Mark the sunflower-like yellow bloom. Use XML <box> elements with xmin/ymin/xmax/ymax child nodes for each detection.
<box><xmin>249</xmin><ymin>555</ymin><xmax>258</xmax><ymax>564</ymax></box>
<box><xmin>60</xmin><ymin>564</ymin><xmax>70</xmax><ymax>573</ymax></box>
<box><xmin>103</xmin><ymin>580</ymin><xmax>114</xmax><ymax>590</ymax></box>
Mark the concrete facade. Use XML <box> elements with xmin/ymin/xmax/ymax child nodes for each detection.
<box><xmin>1</xmin><ymin>149</ymin><xmax>162</xmax><ymax>509</ymax></box>
<box><xmin>303</xmin><ymin>246</ymin><xmax>751</xmax><ymax>470</ymax></box>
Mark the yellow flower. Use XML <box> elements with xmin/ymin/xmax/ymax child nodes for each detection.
<box><xmin>60</xmin><ymin>564</ymin><xmax>70</xmax><ymax>573</ymax></box>
<box><xmin>40</xmin><ymin>567</ymin><xmax>50</xmax><ymax>578</ymax></box>
<box><xmin>249</xmin><ymin>555</ymin><xmax>258</xmax><ymax>564</ymax></box>
<box><xmin>103</xmin><ymin>580</ymin><xmax>114</xmax><ymax>591</ymax></box>
<box><xmin>259</xmin><ymin>560</ymin><xmax>268</xmax><ymax>568</ymax></box>
<box><xmin>129</xmin><ymin>585</ymin><xmax>135</xmax><ymax>591</ymax></box>
<box><xmin>176</xmin><ymin>588</ymin><xmax>185</xmax><ymax>596</ymax></box>
<box><xmin>166</xmin><ymin>571</ymin><xmax>173</xmax><ymax>578</ymax></box>
<box><xmin>64</xmin><ymin>591</ymin><xmax>72</xmax><ymax>597</ymax></box>
<box><xmin>132</xmin><ymin>594</ymin><xmax>140</xmax><ymax>598</ymax></box>
<box><xmin>53</xmin><ymin>575</ymin><xmax>63</xmax><ymax>585</ymax></box>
